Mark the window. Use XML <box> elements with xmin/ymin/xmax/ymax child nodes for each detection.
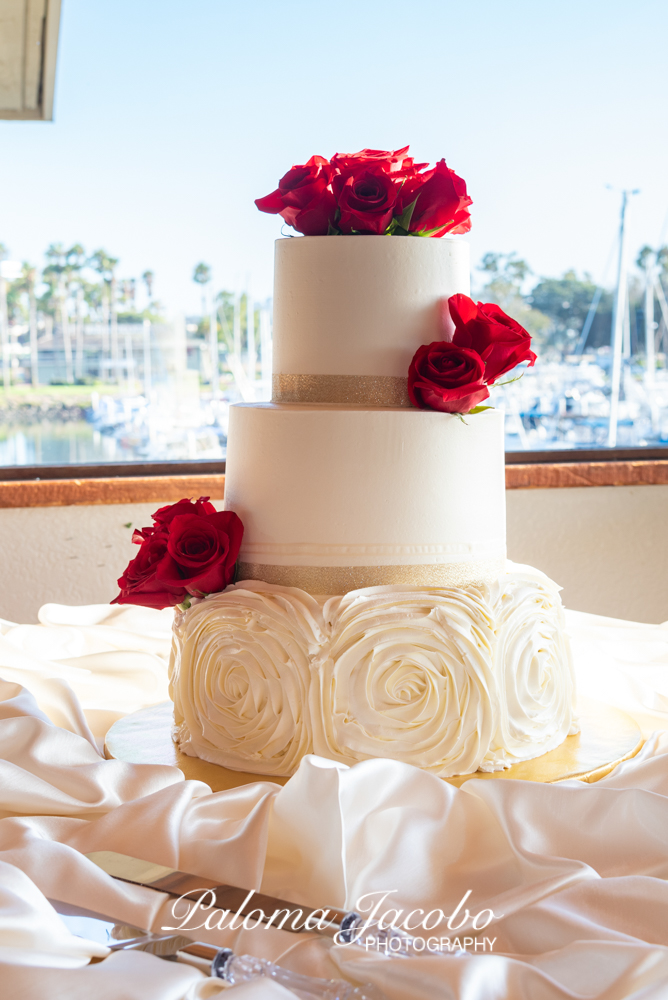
<box><xmin>2</xmin><ymin>245</ymin><xmax>666</xmax><ymax>475</ymax></box>
<box><xmin>2</xmin><ymin>6</ymin><xmax>665</xmax><ymax>480</ymax></box>
<box><xmin>0</xmin><ymin>255</ymin><xmax>270</xmax><ymax>470</ymax></box>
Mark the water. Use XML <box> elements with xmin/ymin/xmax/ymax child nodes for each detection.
<box><xmin>0</xmin><ymin>422</ymin><xmax>133</xmax><ymax>466</ymax></box>
<box><xmin>0</xmin><ymin>418</ymin><xmax>230</xmax><ymax>466</ymax></box>
<box><xmin>490</xmin><ymin>357</ymin><xmax>668</xmax><ymax>451</ymax></box>
<box><xmin>1</xmin><ymin>358</ymin><xmax>667</xmax><ymax>468</ymax></box>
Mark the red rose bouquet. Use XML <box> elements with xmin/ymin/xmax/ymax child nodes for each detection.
<box><xmin>408</xmin><ymin>294</ymin><xmax>537</xmax><ymax>415</ymax></box>
<box><xmin>112</xmin><ymin>497</ymin><xmax>243</xmax><ymax>610</ymax></box>
<box><xmin>256</xmin><ymin>146</ymin><xmax>471</xmax><ymax>238</ymax></box>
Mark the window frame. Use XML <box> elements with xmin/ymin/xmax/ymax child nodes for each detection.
<box><xmin>0</xmin><ymin>446</ymin><xmax>667</xmax><ymax>483</ymax></box>
<box><xmin>0</xmin><ymin>449</ymin><xmax>667</xmax><ymax>508</ymax></box>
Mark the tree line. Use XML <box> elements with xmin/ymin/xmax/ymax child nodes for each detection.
<box><xmin>0</xmin><ymin>242</ymin><xmax>159</xmax><ymax>327</ymax></box>
<box><xmin>475</xmin><ymin>247</ymin><xmax>668</xmax><ymax>360</ymax></box>
<box><xmin>2</xmin><ymin>241</ymin><xmax>665</xmax><ymax>391</ymax></box>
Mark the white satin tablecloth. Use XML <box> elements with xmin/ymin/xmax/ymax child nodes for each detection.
<box><xmin>1</xmin><ymin>601</ymin><xmax>668</xmax><ymax>999</ymax></box>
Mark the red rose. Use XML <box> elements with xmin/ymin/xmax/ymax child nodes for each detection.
<box><xmin>255</xmin><ymin>147</ymin><xmax>473</xmax><ymax>239</ymax></box>
<box><xmin>111</xmin><ymin>529</ymin><xmax>187</xmax><ymax>609</ymax></box>
<box><xmin>255</xmin><ymin>155</ymin><xmax>335</xmax><ymax>236</ymax></box>
<box><xmin>330</xmin><ymin>145</ymin><xmax>419</xmax><ymax>176</ymax></box>
<box><xmin>398</xmin><ymin>160</ymin><xmax>472</xmax><ymax>236</ymax></box>
<box><xmin>407</xmin><ymin>341</ymin><xmax>490</xmax><ymax>414</ymax></box>
<box><xmin>156</xmin><ymin>509</ymin><xmax>243</xmax><ymax>598</ymax></box>
<box><xmin>449</xmin><ymin>294</ymin><xmax>536</xmax><ymax>383</ymax></box>
<box><xmin>112</xmin><ymin>498</ymin><xmax>244</xmax><ymax>609</ymax></box>
<box><xmin>334</xmin><ymin>166</ymin><xmax>403</xmax><ymax>235</ymax></box>
<box><xmin>151</xmin><ymin>496</ymin><xmax>216</xmax><ymax>526</ymax></box>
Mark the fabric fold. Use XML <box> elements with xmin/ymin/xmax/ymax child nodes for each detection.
<box><xmin>1</xmin><ymin>602</ymin><xmax>668</xmax><ymax>998</ymax></box>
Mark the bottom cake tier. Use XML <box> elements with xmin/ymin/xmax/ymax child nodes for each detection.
<box><xmin>169</xmin><ymin>562</ymin><xmax>579</xmax><ymax>779</ymax></box>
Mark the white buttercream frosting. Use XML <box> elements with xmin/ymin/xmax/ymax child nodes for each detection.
<box><xmin>479</xmin><ymin>564</ymin><xmax>579</xmax><ymax>772</ymax></box>
<box><xmin>170</xmin><ymin>565</ymin><xmax>576</xmax><ymax>778</ymax></box>
<box><xmin>170</xmin><ymin>582</ymin><xmax>328</xmax><ymax>775</ymax></box>
<box><xmin>272</xmin><ymin>235</ymin><xmax>470</xmax><ymax>379</ymax></box>
<box><xmin>311</xmin><ymin>587</ymin><xmax>497</xmax><ymax>776</ymax></box>
<box><xmin>224</xmin><ymin>404</ymin><xmax>506</xmax><ymax>588</ymax></box>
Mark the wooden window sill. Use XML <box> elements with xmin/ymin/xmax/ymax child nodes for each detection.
<box><xmin>505</xmin><ymin>460</ymin><xmax>668</xmax><ymax>490</ymax></box>
<box><xmin>0</xmin><ymin>460</ymin><xmax>666</xmax><ymax>507</ymax></box>
<box><xmin>0</xmin><ymin>475</ymin><xmax>226</xmax><ymax>508</ymax></box>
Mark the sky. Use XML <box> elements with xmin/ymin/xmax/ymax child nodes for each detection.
<box><xmin>1</xmin><ymin>0</ymin><xmax>667</xmax><ymax>315</ymax></box>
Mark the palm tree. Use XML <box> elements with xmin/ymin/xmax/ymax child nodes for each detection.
<box><xmin>65</xmin><ymin>245</ymin><xmax>86</xmax><ymax>382</ymax></box>
<box><xmin>89</xmin><ymin>249</ymin><xmax>119</xmax><ymax>383</ymax></box>
<box><xmin>192</xmin><ymin>262</ymin><xmax>212</xmax><ymax>318</ymax></box>
<box><xmin>142</xmin><ymin>270</ymin><xmax>154</xmax><ymax>303</ymax></box>
<box><xmin>118</xmin><ymin>279</ymin><xmax>137</xmax><ymax>389</ymax></box>
<box><xmin>37</xmin><ymin>270</ymin><xmax>57</xmax><ymax>325</ymax></box>
<box><xmin>73</xmin><ymin>283</ymin><xmax>85</xmax><ymax>380</ymax></box>
<box><xmin>44</xmin><ymin>243</ymin><xmax>75</xmax><ymax>383</ymax></box>
<box><xmin>120</xmin><ymin>278</ymin><xmax>136</xmax><ymax>311</ymax></box>
<box><xmin>28</xmin><ymin>268</ymin><xmax>38</xmax><ymax>386</ymax></box>
<box><xmin>193</xmin><ymin>262</ymin><xmax>220</xmax><ymax>393</ymax></box>
<box><xmin>0</xmin><ymin>242</ymin><xmax>10</xmax><ymax>389</ymax></box>
<box><xmin>13</xmin><ymin>264</ymin><xmax>39</xmax><ymax>386</ymax></box>
<box><xmin>82</xmin><ymin>278</ymin><xmax>103</xmax><ymax>321</ymax></box>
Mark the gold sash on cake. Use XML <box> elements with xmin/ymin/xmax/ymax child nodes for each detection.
<box><xmin>237</xmin><ymin>559</ymin><xmax>505</xmax><ymax>593</ymax></box>
<box><xmin>272</xmin><ymin>373</ymin><xmax>412</xmax><ymax>407</ymax></box>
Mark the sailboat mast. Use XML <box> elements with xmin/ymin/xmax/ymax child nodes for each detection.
<box><xmin>607</xmin><ymin>190</ymin><xmax>636</xmax><ymax>448</ymax></box>
<box><xmin>644</xmin><ymin>255</ymin><xmax>657</xmax><ymax>429</ymax></box>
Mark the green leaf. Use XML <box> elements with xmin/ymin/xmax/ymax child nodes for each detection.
<box><xmin>386</xmin><ymin>218</ymin><xmax>408</xmax><ymax>236</ymax></box>
<box><xmin>176</xmin><ymin>596</ymin><xmax>192</xmax><ymax>612</ymax></box>
<box><xmin>327</xmin><ymin>221</ymin><xmax>341</xmax><ymax>235</ymax></box>
<box><xmin>123</xmin><ymin>522</ymin><xmax>132</xmax><ymax>529</ymax></box>
<box><xmin>467</xmin><ymin>405</ymin><xmax>495</xmax><ymax>415</ymax></box>
<box><xmin>492</xmin><ymin>373</ymin><xmax>524</xmax><ymax>388</ymax></box>
<box><xmin>455</xmin><ymin>412</ymin><xmax>468</xmax><ymax>424</ymax></box>
<box><xmin>395</xmin><ymin>196</ymin><xmax>419</xmax><ymax>233</ymax></box>
<box><xmin>412</xmin><ymin>221</ymin><xmax>453</xmax><ymax>238</ymax></box>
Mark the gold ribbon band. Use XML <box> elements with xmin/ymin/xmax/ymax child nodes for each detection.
<box><xmin>237</xmin><ymin>560</ymin><xmax>505</xmax><ymax>595</ymax></box>
<box><xmin>272</xmin><ymin>373</ymin><xmax>412</xmax><ymax>407</ymax></box>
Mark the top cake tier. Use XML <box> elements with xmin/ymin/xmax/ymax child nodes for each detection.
<box><xmin>272</xmin><ymin>235</ymin><xmax>470</xmax><ymax>407</ymax></box>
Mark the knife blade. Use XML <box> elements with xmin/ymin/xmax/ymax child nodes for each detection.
<box><xmin>59</xmin><ymin>910</ymin><xmax>389</xmax><ymax>996</ymax></box>
<box><xmin>85</xmin><ymin>851</ymin><xmax>346</xmax><ymax>937</ymax></box>
<box><xmin>57</xmin><ymin>906</ymin><xmax>230</xmax><ymax>974</ymax></box>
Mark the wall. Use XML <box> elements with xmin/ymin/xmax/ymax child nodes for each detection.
<box><xmin>0</xmin><ymin>486</ymin><xmax>666</xmax><ymax>625</ymax></box>
<box><xmin>506</xmin><ymin>484</ymin><xmax>668</xmax><ymax>624</ymax></box>
<box><xmin>0</xmin><ymin>503</ymin><xmax>158</xmax><ymax>623</ymax></box>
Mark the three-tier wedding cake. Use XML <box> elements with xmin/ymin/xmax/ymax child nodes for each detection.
<box><xmin>164</xmin><ymin>147</ymin><xmax>577</xmax><ymax>778</ymax></box>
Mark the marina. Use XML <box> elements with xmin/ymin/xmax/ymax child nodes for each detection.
<box><xmin>2</xmin><ymin>187</ymin><xmax>668</xmax><ymax>466</ymax></box>
<box><xmin>2</xmin><ymin>346</ymin><xmax>668</xmax><ymax>466</ymax></box>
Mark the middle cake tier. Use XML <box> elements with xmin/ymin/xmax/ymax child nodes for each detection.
<box><xmin>224</xmin><ymin>403</ymin><xmax>506</xmax><ymax>593</ymax></box>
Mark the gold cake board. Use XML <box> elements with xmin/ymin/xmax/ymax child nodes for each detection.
<box><xmin>104</xmin><ymin>698</ymin><xmax>643</xmax><ymax>791</ymax></box>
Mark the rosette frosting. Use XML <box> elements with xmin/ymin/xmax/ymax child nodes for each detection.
<box><xmin>168</xmin><ymin>566</ymin><xmax>577</xmax><ymax>778</ymax></box>
<box><xmin>311</xmin><ymin>587</ymin><xmax>498</xmax><ymax>776</ymax></box>
<box><xmin>480</xmin><ymin>564</ymin><xmax>579</xmax><ymax>771</ymax></box>
<box><xmin>170</xmin><ymin>582</ymin><xmax>328</xmax><ymax>774</ymax></box>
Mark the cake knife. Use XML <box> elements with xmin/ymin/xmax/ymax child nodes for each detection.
<box><xmin>85</xmin><ymin>850</ymin><xmax>347</xmax><ymax>937</ymax></box>
<box><xmin>85</xmin><ymin>850</ymin><xmax>415</xmax><ymax>953</ymax></box>
<box><xmin>57</xmin><ymin>909</ymin><xmax>387</xmax><ymax>998</ymax></box>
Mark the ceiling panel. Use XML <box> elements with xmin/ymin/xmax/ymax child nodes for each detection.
<box><xmin>0</xmin><ymin>0</ymin><xmax>60</xmax><ymax>120</ymax></box>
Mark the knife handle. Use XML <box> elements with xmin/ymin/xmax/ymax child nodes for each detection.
<box><xmin>170</xmin><ymin>941</ymin><xmax>221</xmax><ymax>975</ymax></box>
<box><xmin>207</xmin><ymin>948</ymin><xmax>387</xmax><ymax>999</ymax></box>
